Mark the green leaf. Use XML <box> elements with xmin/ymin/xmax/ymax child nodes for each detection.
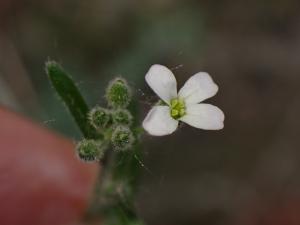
<box><xmin>46</xmin><ymin>60</ymin><xmax>98</xmax><ymax>139</ymax></box>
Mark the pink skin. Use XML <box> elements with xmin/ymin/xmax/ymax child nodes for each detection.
<box><xmin>233</xmin><ymin>196</ymin><xmax>300</xmax><ymax>225</ymax></box>
<box><xmin>0</xmin><ymin>107</ymin><xmax>99</xmax><ymax>225</ymax></box>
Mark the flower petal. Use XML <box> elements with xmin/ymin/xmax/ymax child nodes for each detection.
<box><xmin>145</xmin><ymin>64</ymin><xmax>177</xmax><ymax>104</ymax></box>
<box><xmin>143</xmin><ymin>106</ymin><xmax>178</xmax><ymax>136</ymax></box>
<box><xmin>180</xmin><ymin>104</ymin><xmax>224</xmax><ymax>130</ymax></box>
<box><xmin>178</xmin><ymin>72</ymin><xmax>218</xmax><ymax>104</ymax></box>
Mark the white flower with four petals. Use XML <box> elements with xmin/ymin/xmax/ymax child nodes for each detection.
<box><xmin>142</xmin><ymin>65</ymin><xmax>225</xmax><ymax>136</ymax></box>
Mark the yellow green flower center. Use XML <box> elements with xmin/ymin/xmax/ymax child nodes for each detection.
<box><xmin>170</xmin><ymin>98</ymin><xmax>186</xmax><ymax>120</ymax></box>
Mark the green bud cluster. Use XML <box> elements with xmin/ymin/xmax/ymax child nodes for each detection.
<box><xmin>89</xmin><ymin>106</ymin><xmax>111</xmax><ymax>129</ymax></box>
<box><xmin>76</xmin><ymin>139</ymin><xmax>105</xmax><ymax>162</ymax></box>
<box><xmin>112</xmin><ymin>109</ymin><xmax>133</xmax><ymax>126</ymax></box>
<box><xmin>111</xmin><ymin>126</ymin><xmax>134</xmax><ymax>151</ymax></box>
<box><xmin>106</xmin><ymin>78</ymin><xmax>131</xmax><ymax>108</ymax></box>
<box><xmin>77</xmin><ymin>77</ymin><xmax>135</xmax><ymax>158</ymax></box>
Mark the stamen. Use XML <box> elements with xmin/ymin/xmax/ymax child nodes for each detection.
<box><xmin>170</xmin><ymin>98</ymin><xmax>186</xmax><ymax>119</ymax></box>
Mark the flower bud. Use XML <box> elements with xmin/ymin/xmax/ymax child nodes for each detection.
<box><xmin>112</xmin><ymin>109</ymin><xmax>133</xmax><ymax>126</ymax></box>
<box><xmin>76</xmin><ymin>139</ymin><xmax>104</xmax><ymax>162</ymax></box>
<box><xmin>89</xmin><ymin>106</ymin><xmax>111</xmax><ymax>129</ymax></box>
<box><xmin>106</xmin><ymin>78</ymin><xmax>131</xmax><ymax>108</ymax></box>
<box><xmin>111</xmin><ymin>126</ymin><xmax>134</xmax><ymax>151</ymax></box>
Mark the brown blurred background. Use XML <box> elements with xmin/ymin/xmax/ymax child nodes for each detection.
<box><xmin>1</xmin><ymin>0</ymin><xmax>300</xmax><ymax>225</ymax></box>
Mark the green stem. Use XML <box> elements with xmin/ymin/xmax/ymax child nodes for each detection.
<box><xmin>85</xmin><ymin>127</ymin><xmax>145</xmax><ymax>225</ymax></box>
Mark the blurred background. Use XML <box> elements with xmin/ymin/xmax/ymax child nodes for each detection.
<box><xmin>1</xmin><ymin>0</ymin><xmax>300</xmax><ymax>224</ymax></box>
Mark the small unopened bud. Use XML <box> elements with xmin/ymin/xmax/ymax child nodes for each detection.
<box><xmin>111</xmin><ymin>126</ymin><xmax>134</xmax><ymax>151</ymax></box>
<box><xmin>76</xmin><ymin>139</ymin><xmax>104</xmax><ymax>162</ymax></box>
<box><xmin>106</xmin><ymin>78</ymin><xmax>131</xmax><ymax>108</ymax></box>
<box><xmin>112</xmin><ymin>109</ymin><xmax>133</xmax><ymax>126</ymax></box>
<box><xmin>89</xmin><ymin>106</ymin><xmax>111</xmax><ymax>129</ymax></box>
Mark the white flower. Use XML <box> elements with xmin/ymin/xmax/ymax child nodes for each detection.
<box><xmin>142</xmin><ymin>64</ymin><xmax>225</xmax><ymax>136</ymax></box>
